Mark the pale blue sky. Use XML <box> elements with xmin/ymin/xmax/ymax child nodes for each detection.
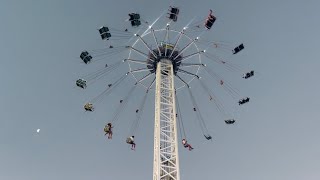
<box><xmin>1</xmin><ymin>0</ymin><xmax>320</xmax><ymax>180</ymax></box>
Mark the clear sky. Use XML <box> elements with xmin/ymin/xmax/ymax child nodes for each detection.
<box><xmin>1</xmin><ymin>0</ymin><xmax>320</xmax><ymax>180</ymax></box>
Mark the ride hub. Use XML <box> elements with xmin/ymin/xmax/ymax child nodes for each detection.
<box><xmin>146</xmin><ymin>42</ymin><xmax>182</xmax><ymax>75</ymax></box>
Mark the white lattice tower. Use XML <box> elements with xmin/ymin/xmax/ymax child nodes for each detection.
<box><xmin>153</xmin><ymin>59</ymin><xmax>180</xmax><ymax>180</ymax></box>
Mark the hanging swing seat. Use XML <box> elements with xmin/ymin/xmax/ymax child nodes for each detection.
<box><xmin>98</xmin><ymin>26</ymin><xmax>111</xmax><ymax>40</ymax></box>
<box><xmin>168</xmin><ymin>6</ymin><xmax>179</xmax><ymax>22</ymax></box>
<box><xmin>76</xmin><ymin>79</ymin><xmax>87</xmax><ymax>89</ymax></box>
<box><xmin>225</xmin><ymin>119</ymin><xmax>236</xmax><ymax>124</ymax></box>
<box><xmin>129</xmin><ymin>13</ymin><xmax>141</xmax><ymax>27</ymax></box>
<box><xmin>80</xmin><ymin>51</ymin><xmax>92</xmax><ymax>64</ymax></box>
<box><xmin>204</xmin><ymin>135</ymin><xmax>212</xmax><ymax>140</ymax></box>
<box><xmin>232</xmin><ymin>43</ymin><xmax>244</xmax><ymax>54</ymax></box>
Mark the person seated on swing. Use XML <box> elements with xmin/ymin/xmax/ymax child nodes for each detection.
<box><xmin>104</xmin><ymin>123</ymin><xmax>113</xmax><ymax>139</ymax></box>
<box><xmin>182</xmin><ymin>139</ymin><xmax>194</xmax><ymax>151</ymax></box>
<box><xmin>84</xmin><ymin>103</ymin><xmax>94</xmax><ymax>111</ymax></box>
<box><xmin>208</xmin><ymin>9</ymin><xmax>215</xmax><ymax>21</ymax></box>
<box><xmin>204</xmin><ymin>9</ymin><xmax>216</xmax><ymax>29</ymax></box>
<box><xmin>126</xmin><ymin>136</ymin><xmax>136</xmax><ymax>150</ymax></box>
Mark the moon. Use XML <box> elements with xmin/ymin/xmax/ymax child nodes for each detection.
<box><xmin>36</xmin><ymin>129</ymin><xmax>40</xmax><ymax>133</ymax></box>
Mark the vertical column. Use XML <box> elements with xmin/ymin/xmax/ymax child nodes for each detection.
<box><xmin>153</xmin><ymin>60</ymin><xmax>162</xmax><ymax>180</ymax></box>
<box><xmin>153</xmin><ymin>59</ymin><xmax>180</xmax><ymax>180</ymax></box>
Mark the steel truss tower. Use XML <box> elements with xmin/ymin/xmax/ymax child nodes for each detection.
<box><xmin>153</xmin><ymin>59</ymin><xmax>180</xmax><ymax>180</ymax></box>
